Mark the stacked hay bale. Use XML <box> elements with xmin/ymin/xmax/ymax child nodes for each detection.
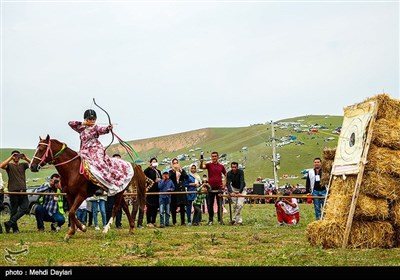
<box><xmin>306</xmin><ymin>93</ymin><xmax>400</xmax><ymax>248</ymax></box>
<box><xmin>320</xmin><ymin>147</ymin><xmax>335</xmax><ymax>187</ymax></box>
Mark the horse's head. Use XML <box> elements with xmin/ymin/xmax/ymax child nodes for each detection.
<box><xmin>30</xmin><ymin>134</ymin><xmax>56</xmax><ymax>172</ymax></box>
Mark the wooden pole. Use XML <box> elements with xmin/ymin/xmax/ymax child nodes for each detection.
<box><xmin>341</xmin><ymin>101</ymin><xmax>378</xmax><ymax>249</ymax></box>
<box><xmin>271</xmin><ymin>121</ymin><xmax>279</xmax><ymax>189</ymax></box>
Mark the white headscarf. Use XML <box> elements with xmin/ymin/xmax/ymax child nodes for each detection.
<box><xmin>189</xmin><ymin>163</ymin><xmax>201</xmax><ymax>184</ymax></box>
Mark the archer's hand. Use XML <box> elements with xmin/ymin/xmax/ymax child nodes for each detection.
<box><xmin>108</xmin><ymin>124</ymin><xmax>113</xmax><ymax>130</ymax></box>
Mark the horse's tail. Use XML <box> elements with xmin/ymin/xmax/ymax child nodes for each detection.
<box><xmin>133</xmin><ymin>163</ymin><xmax>147</xmax><ymax>209</ymax></box>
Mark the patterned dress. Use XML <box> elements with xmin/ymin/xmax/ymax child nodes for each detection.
<box><xmin>69</xmin><ymin>121</ymin><xmax>133</xmax><ymax>196</ymax></box>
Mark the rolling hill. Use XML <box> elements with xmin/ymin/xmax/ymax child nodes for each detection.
<box><xmin>0</xmin><ymin>115</ymin><xmax>343</xmax><ymax>188</ymax></box>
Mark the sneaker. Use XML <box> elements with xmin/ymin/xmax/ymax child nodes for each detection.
<box><xmin>12</xmin><ymin>225</ymin><xmax>20</xmax><ymax>233</ymax></box>
<box><xmin>51</xmin><ymin>223</ymin><xmax>57</xmax><ymax>232</ymax></box>
<box><xmin>278</xmin><ymin>222</ymin><xmax>285</xmax><ymax>226</ymax></box>
<box><xmin>187</xmin><ymin>223</ymin><xmax>192</xmax><ymax>226</ymax></box>
<box><xmin>218</xmin><ymin>221</ymin><xmax>224</xmax><ymax>225</ymax></box>
<box><xmin>291</xmin><ymin>219</ymin><xmax>297</xmax><ymax>225</ymax></box>
<box><xmin>147</xmin><ymin>223</ymin><xmax>154</xmax><ymax>228</ymax></box>
<box><xmin>159</xmin><ymin>224</ymin><xmax>165</xmax><ymax>228</ymax></box>
<box><xmin>208</xmin><ymin>221</ymin><xmax>213</xmax><ymax>226</ymax></box>
<box><xmin>55</xmin><ymin>226</ymin><xmax>61</xmax><ymax>232</ymax></box>
<box><xmin>95</xmin><ymin>226</ymin><xmax>100</xmax><ymax>230</ymax></box>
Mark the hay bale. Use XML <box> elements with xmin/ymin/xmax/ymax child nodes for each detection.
<box><xmin>390</xmin><ymin>201</ymin><xmax>400</xmax><ymax>226</ymax></box>
<box><xmin>320</xmin><ymin>159</ymin><xmax>333</xmax><ymax>186</ymax></box>
<box><xmin>321</xmin><ymin>160</ymin><xmax>333</xmax><ymax>173</ymax></box>
<box><xmin>330</xmin><ymin>175</ymin><xmax>356</xmax><ymax>196</ymax></box>
<box><xmin>355</xmin><ymin>195</ymin><xmax>389</xmax><ymax>220</ymax></box>
<box><xmin>365</xmin><ymin>93</ymin><xmax>400</xmax><ymax>120</ymax></box>
<box><xmin>362</xmin><ymin>171</ymin><xmax>400</xmax><ymax>200</ymax></box>
<box><xmin>324</xmin><ymin>194</ymin><xmax>351</xmax><ymax>221</ymax></box>
<box><xmin>306</xmin><ymin>220</ymin><xmax>395</xmax><ymax>248</ymax></box>
<box><xmin>366</xmin><ymin>145</ymin><xmax>400</xmax><ymax>176</ymax></box>
<box><xmin>324</xmin><ymin>193</ymin><xmax>389</xmax><ymax>221</ymax></box>
<box><xmin>306</xmin><ymin>220</ymin><xmax>345</xmax><ymax>248</ymax></box>
<box><xmin>320</xmin><ymin>173</ymin><xmax>330</xmax><ymax>187</ymax></box>
<box><xmin>322</xmin><ymin>147</ymin><xmax>336</xmax><ymax>161</ymax></box>
<box><xmin>372</xmin><ymin>118</ymin><xmax>400</xmax><ymax>149</ymax></box>
<box><xmin>330</xmin><ymin>171</ymin><xmax>400</xmax><ymax>200</ymax></box>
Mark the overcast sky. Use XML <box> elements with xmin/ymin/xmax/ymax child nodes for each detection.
<box><xmin>0</xmin><ymin>0</ymin><xmax>399</xmax><ymax>151</ymax></box>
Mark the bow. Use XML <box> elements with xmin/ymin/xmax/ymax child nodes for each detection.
<box><xmin>93</xmin><ymin>98</ymin><xmax>114</xmax><ymax>153</ymax></box>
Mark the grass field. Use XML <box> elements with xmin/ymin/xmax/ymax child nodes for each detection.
<box><xmin>1</xmin><ymin>202</ymin><xmax>399</xmax><ymax>268</ymax></box>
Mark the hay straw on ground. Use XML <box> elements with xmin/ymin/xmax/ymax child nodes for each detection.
<box><xmin>324</xmin><ymin>193</ymin><xmax>389</xmax><ymax>221</ymax></box>
<box><xmin>372</xmin><ymin>118</ymin><xmax>400</xmax><ymax>150</ymax></box>
<box><xmin>365</xmin><ymin>93</ymin><xmax>400</xmax><ymax>120</ymax></box>
<box><xmin>322</xmin><ymin>147</ymin><xmax>336</xmax><ymax>161</ymax></box>
<box><xmin>390</xmin><ymin>201</ymin><xmax>400</xmax><ymax>226</ymax></box>
<box><xmin>306</xmin><ymin>220</ymin><xmax>395</xmax><ymax>248</ymax></box>
<box><xmin>366</xmin><ymin>145</ymin><xmax>400</xmax><ymax>176</ymax></box>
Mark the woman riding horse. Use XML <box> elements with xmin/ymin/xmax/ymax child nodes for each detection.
<box><xmin>29</xmin><ymin>109</ymin><xmax>146</xmax><ymax>240</ymax></box>
<box><xmin>68</xmin><ymin>109</ymin><xmax>133</xmax><ymax>196</ymax></box>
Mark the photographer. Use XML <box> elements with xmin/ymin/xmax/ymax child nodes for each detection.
<box><xmin>34</xmin><ymin>173</ymin><xmax>65</xmax><ymax>232</ymax></box>
<box><xmin>275</xmin><ymin>188</ymin><xmax>300</xmax><ymax>226</ymax></box>
<box><xmin>0</xmin><ymin>150</ymin><xmax>31</xmax><ymax>233</ymax></box>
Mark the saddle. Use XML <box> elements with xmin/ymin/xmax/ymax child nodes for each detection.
<box><xmin>80</xmin><ymin>159</ymin><xmax>108</xmax><ymax>192</ymax></box>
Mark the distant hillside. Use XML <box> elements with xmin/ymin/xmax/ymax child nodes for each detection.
<box><xmin>1</xmin><ymin>115</ymin><xmax>343</xmax><ymax>188</ymax></box>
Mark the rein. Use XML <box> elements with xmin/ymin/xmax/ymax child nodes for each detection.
<box><xmin>32</xmin><ymin>140</ymin><xmax>79</xmax><ymax>168</ymax></box>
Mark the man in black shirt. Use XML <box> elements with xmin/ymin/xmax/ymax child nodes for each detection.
<box><xmin>226</xmin><ymin>162</ymin><xmax>246</xmax><ymax>225</ymax></box>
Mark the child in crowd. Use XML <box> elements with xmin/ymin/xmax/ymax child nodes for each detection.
<box><xmin>192</xmin><ymin>180</ymin><xmax>210</xmax><ymax>226</ymax></box>
<box><xmin>158</xmin><ymin>171</ymin><xmax>175</xmax><ymax>227</ymax></box>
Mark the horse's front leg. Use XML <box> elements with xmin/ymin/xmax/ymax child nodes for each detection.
<box><xmin>65</xmin><ymin>196</ymin><xmax>87</xmax><ymax>240</ymax></box>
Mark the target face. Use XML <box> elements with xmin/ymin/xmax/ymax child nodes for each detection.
<box><xmin>332</xmin><ymin>101</ymin><xmax>375</xmax><ymax>175</ymax></box>
<box><xmin>339</xmin><ymin>117</ymin><xmax>364</xmax><ymax>163</ymax></box>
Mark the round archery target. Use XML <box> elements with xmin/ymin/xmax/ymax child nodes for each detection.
<box><xmin>339</xmin><ymin>117</ymin><xmax>364</xmax><ymax>162</ymax></box>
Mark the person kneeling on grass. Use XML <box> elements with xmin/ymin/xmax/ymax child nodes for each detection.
<box><xmin>34</xmin><ymin>173</ymin><xmax>65</xmax><ymax>232</ymax></box>
<box><xmin>275</xmin><ymin>188</ymin><xmax>300</xmax><ymax>226</ymax></box>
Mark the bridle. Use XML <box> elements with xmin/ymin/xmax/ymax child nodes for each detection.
<box><xmin>31</xmin><ymin>139</ymin><xmax>80</xmax><ymax>169</ymax></box>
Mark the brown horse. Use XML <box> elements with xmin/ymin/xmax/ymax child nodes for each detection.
<box><xmin>29</xmin><ymin>135</ymin><xmax>146</xmax><ymax>240</ymax></box>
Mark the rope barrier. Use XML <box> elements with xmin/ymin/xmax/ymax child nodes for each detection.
<box><xmin>1</xmin><ymin>191</ymin><xmax>325</xmax><ymax>199</ymax></box>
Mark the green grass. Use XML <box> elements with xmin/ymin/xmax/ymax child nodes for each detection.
<box><xmin>1</xmin><ymin>203</ymin><xmax>399</xmax><ymax>267</ymax></box>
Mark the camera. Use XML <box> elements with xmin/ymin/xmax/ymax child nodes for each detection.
<box><xmin>54</xmin><ymin>179</ymin><xmax>60</xmax><ymax>184</ymax></box>
<box><xmin>200</xmin><ymin>151</ymin><xmax>204</xmax><ymax>160</ymax></box>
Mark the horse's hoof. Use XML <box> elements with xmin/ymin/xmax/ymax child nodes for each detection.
<box><xmin>81</xmin><ymin>225</ymin><xmax>87</xmax><ymax>232</ymax></box>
